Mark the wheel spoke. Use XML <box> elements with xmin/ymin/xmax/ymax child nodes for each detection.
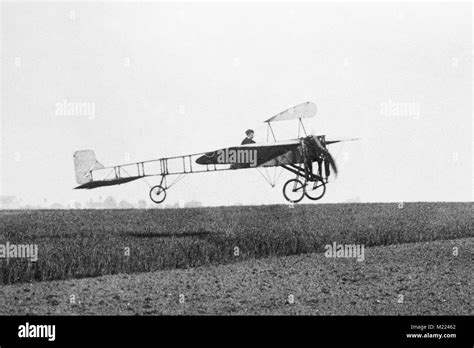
<box><xmin>283</xmin><ymin>179</ymin><xmax>305</xmax><ymax>203</ymax></box>
<box><xmin>304</xmin><ymin>178</ymin><xmax>326</xmax><ymax>201</ymax></box>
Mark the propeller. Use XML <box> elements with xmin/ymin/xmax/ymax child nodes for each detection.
<box><xmin>326</xmin><ymin>138</ymin><xmax>360</xmax><ymax>145</ymax></box>
<box><xmin>312</xmin><ymin>136</ymin><xmax>338</xmax><ymax>176</ymax></box>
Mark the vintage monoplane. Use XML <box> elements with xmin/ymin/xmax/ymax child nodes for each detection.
<box><xmin>73</xmin><ymin>102</ymin><xmax>357</xmax><ymax>203</ymax></box>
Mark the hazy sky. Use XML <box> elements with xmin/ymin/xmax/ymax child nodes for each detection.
<box><xmin>1</xmin><ymin>2</ymin><xmax>472</xmax><ymax>207</ymax></box>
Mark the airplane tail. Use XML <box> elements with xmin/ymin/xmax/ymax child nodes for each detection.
<box><xmin>73</xmin><ymin>150</ymin><xmax>105</xmax><ymax>185</ymax></box>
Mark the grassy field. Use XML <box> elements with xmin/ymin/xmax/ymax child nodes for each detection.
<box><xmin>0</xmin><ymin>202</ymin><xmax>472</xmax><ymax>285</ymax></box>
<box><xmin>2</xmin><ymin>238</ymin><xmax>471</xmax><ymax>315</ymax></box>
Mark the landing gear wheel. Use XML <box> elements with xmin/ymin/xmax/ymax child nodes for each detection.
<box><xmin>283</xmin><ymin>178</ymin><xmax>305</xmax><ymax>203</ymax></box>
<box><xmin>304</xmin><ymin>177</ymin><xmax>326</xmax><ymax>200</ymax></box>
<box><xmin>149</xmin><ymin>185</ymin><xmax>167</xmax><ymax>204</ymax></box>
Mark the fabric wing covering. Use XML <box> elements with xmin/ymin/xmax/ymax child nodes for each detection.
<box><xmin>264</xmin><ymin>101</ymin><xmax>317</xmax><ymax>123</ymax></box>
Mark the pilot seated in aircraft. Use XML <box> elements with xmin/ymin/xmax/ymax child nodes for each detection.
<box><xmin>241</xmin><ymin>129</ymin><xmax>256</xmax><ymax>145</ymax></box>
<box><xmin>230</xmin><ymin>129</ymin><xmax>256</xmax><ymax>169</ymax></box>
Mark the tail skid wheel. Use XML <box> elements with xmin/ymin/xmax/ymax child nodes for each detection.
<box><xmin>283</xmin><ymin>178</ymin><xmax>305</xmax><ymax>203</ymax></box>
<box><xmin>149</xmin><ymin>185</ymin><xmax>167</xmax><ymax>204</ymax></box>
<box><xmin>304</xmin><ymin>178</ymin><xmax>326</xmax><ymax>200</ymax></box>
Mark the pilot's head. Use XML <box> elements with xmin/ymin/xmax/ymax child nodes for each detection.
<box><xmin>245</xmin><ymin>129</ymin><xmax>254</xmax><ymax>139</ymax></box>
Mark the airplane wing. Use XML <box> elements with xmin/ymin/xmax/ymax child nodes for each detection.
<box><xmin>264</xmin><ymin>101</ymin><xmax>317</xmax><ymax>123</ymax></box>
<box><xmin>195</xmin><ymin>141</ymin><xmax>303</xmax><ymax>168</ymax></box>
